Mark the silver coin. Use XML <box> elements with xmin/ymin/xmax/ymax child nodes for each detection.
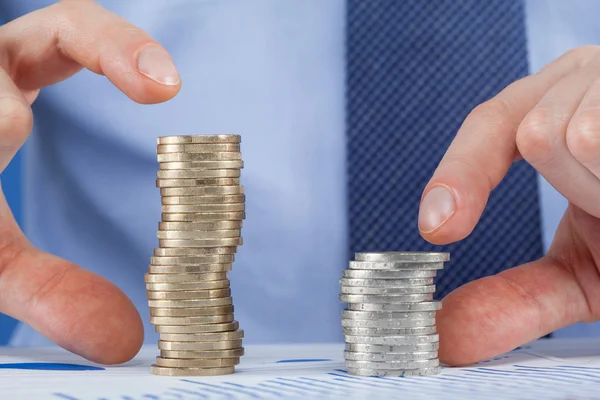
<box><xmin>150</xmin><ymin>314</ymin><xmax>234</xmax><ymax>325</ymax></box>
<box><xmin>162</xmin><ymin>204</ymin><xmax>245</xmax><ymax>213</ymax></box>
<box><xmin>160</xmin><ymin>185</ymin><xmax>243</xmax><ymax>196</ymax></box>
<box><xmin>148</xmin><ymin>297</ymin><xmax>233</xmax><ymax>308</ymax></box>
<box><xmin>161</xmin><ymin>195</ymin><xmax>245</xmax><ymax>205</ymax></box>
<box><xmin>346</xmin><ymin>366</ymin><xmax>441</xmax><ymax>377</ymax></box>
<box><xmin>346</xmin><ymin>342</ymin><xmax>439</xmax><ymax>353</ymax></box>
<box><xmin>151</xmin><ymin>255</ymin><xmax>234</xmax><ymax>265</ymax></box>
<box><xmin>159</xmin><ymin>160</ymin><xmax>244</xmax><ymax>170</ymax></box>
<box><xmin>155</xmin><ymin>357</ymin><xmax>240</xmax><ymax>368</ymax></box>
<box><xmin>347</xmin><ymin>302</ymin><xmax>442</xmax><ymax>312</ymax></box>
<box><xmin>157</xmin><ymin>152</ymin><xmax>242</xmax><ymax>162</ymax></box>
<box><xmin>159</xmin><ymin>330</ymin><xmax>244</xmax><ymax>342</ymax></box>
<box><xmin>147</xmin><ymin>288</ymin><xmax>231</xmax><ymax>300</ymax></box>
<box><xmin>159</xmin><ymin>238</ymin><xmax>243</xmax><ymax>248</ymax></box>
<box><xmin>156</xmin><ymin>178</ymin><xmax>240</xmax><ymax>187</ymax></box>
<box><xmin>154</xmin><ymin>247</ymin><xmax>238</xmax><ymax>256</ymax></box>
<box><xmin>157</xmin><ymin>170</ymin><xmax>241</xmax><ymax>179</ymax></box>
<box><xmin>344</xmin><ymin>351</ymin><xmax>438</xmax><ymax>362</ymax></box>
<box><xmin>354</xmin><ymin>252</ymin><xmax>449</xmax><ymax>263</ymax></box>
<box><xmin>344</xmin><ymin>334</ymin><xmax>439</xmax><ymax>345</ymax></box>
<box><xmin>345</xmin><ymin>359</ymin><xmax>439</xmax><ymax>370</ymax></box>
<box><xmin>158</xmin><ymin>221</ymin><xmax>242</xmax><ymax>231</ymax></box>
<box><xmin>341</xmin><ymin>317</ymin><xmax>436</xmax><ymax>328</ymax></box>
<box><xmin>339</xmin><ymin>278</ymin><xmax>434</xmax><ymax>287</ymax></box>
<box><xmin>342</xmin><ymin>310</ymin><xmax>436</xmax><ymax>320</ymax></box>
<box><xmin>161</xmin><ymin>212</ymin><xmax>245</xmax><ymax>222</ymax></box>
<box><xmin>150</xmin><ymin>365</ymin><xmax>235</xmax><ymax>376</ymax></box>
<box><xmin>147</xmin><ymin>281</ymin><xmax>230</xmax><ymax>292</ymax></box>
<box><xmin>155</xmin><ymin>321</ymin><xmax>239</xmax><ymax>333</ymax></box>
<box><xmin>340</xmin><ymin>285</ymin><xmax>436</xmax><ymax>295</ymax></box>
<box><xmin>339</xmin><ymin>293</ymin><xmax>434</xmax><ymax>304</ymax></box>
<box><xmin>343</xmin><ymin>270</ymin><xmax>437</xmax><ymax>279</ymax></box>
<box><xmin>148</xmin><ymin>264</ymin><xmax>232</xmax><ymax>274</ymax></box>
<box><xmin>160</xmin><ymin>348</ymin><xmax>244</xmax><ymax>359</ymax></box>
<box><xmin>150</xmin><ymin>305</ymin><xmax>233</xmax><ymax>317</ymax></box>
<box><xmin>342</xmin><ymin>326</ymin><xmax>437</xmax><ymax>336</ymax></box>
<box><xmin>158</xmin><ymin>340</ymin><xmax>243</xmax><ymax>351</ymax></box>
<box><xmin>349</xmin><ymin>261</ymin><xmax>444</xmax><ymax>270</ymax></box>
<box><xmin>157</xmin><ymin>143</ymin><xmax>241</xmax><ymax>153</ymax></box>
<box><xmin>156</xmin><ymin>230</ymin><xmax>241</xmax><ymax>239</ymax></box>
<box><xmin>157</xmin><ymin>135</ymin><xmax>241</xmax><ymax>144</ymax></box>
<box><xmin>144</xmin><ymin>272</ymin><xmax>228</xmax><ymax>283</ymax></box>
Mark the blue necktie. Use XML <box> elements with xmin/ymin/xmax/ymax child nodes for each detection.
<box><xmin>346</xmin><ymin>0</ymin><xmax>544</xmax><ymax>298</ymax></box>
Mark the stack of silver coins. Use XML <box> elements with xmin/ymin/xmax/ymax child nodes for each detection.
<box><xmin>340</xmin><ymin>252</ymin><xmax>449</xmax><ymax>377</ymax></box>
<box><xmin>146</xmin><ymin>134</ymin><xmax>245</xmax><ymax>376</ymax></box>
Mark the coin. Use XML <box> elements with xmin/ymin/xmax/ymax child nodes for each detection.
<box><xmin>151</xmin><ymin>255</ymin><xmax>235</xmax><ymax>265</ymax></box>
<box><xmin>340</xmin><ymin>285</ymin><xmax>436</xmax><ymax>295</ymax></box>
<box><xmin>349</xmin><ymin>261</ymin><xmax>444</xmax><ymax>270</ymax></box>
<box><xmin>339</xmin><ymin>278</ymin><xmax>434</xmax><ymax>287</ymax></box>
<box><xmin>161</xmin><ymin>195</ymin><xmax>245</xmax><ymax>205</ymax></box>
<box><xmin>157</xmin><ymin>170</ymin><xmax>241</xmax><ymax>179</ymax></box>
<box><xmin>354</xmin><ymin>252</ymin><xmax>449</xmax><ymax>263</ymax></box>
<box><xmin>345</xmin><ymin>342</ymin><xmax>439</xmax><ymax>353</ymax></box>
<box><xmin>344</xmin><ymin>334</ymin><xmax>439</xmax><ymax>345</ymax></box>
<box><xmin>151</xmin><ymin>314</ymin><xmax>234</xmax><ymax>325</ymax></box>
<box><xmin>346</xmin><ymin>367</ymin><xmax>441</xmax><ymax>377</ymax></box>
<box><xmin>155</xmin><ymin>357</ymin><xmax>240</xmax><ymax>368</ymax></box>
<box><xmin>157</xmin><ymin>144</ymin><xmax>240</xmax><ymax>153</ymax></box>
<box><xmin>344</xmin><ymin>351</ymin><xmax>438</xmax><ymax>361</ymax></box>
<box><xmin>159</xmin><ymin>161</ymin><xmax>244</xmax><ymax>170</ymax></box>
<box><xmin>161</xmin><ymin>212</ymin><xmax>245</xmax><ymax>222</ymax></box>
<box><xmin>144</xmin><ymin>272</ymin><xmax>228</xmax><ymax>283</ymax></box>
<box><xmin>343</xmin><ymin>270</ymin><xmax>437</xmax><ymax>279</ymax></box>
<box><xmin>156</xmin><ymin>178</ymin><xmax>240</xmax><ymax>187</ymax></box>
<box><xmin>150</xmin><ymin>305</ymin><xmax>233</xmax><ymax>317</ymax></box>
<box><xmin>342</xmin><ymin>317</ymin><xmax>436</xmax><ymax>328</ymax></box>
<box><xmin>147</xmin><ymin>281</ymin><xmax>230</xmax><ymax>292</ymax></box>
<box><xmin>342</xmin><ymin>310</ymin><xmax>437</xmax><ymax>320</ymax></box>
<box><xmin>150</xmin><ymin>365</ymin><xmax>235</xmax><ymax>376</ymax></box>
<box><xmin>157</xmin><ymin>152</ymin><xmax>242</xmax><ymax>162</ymax></box>
<box><xmin>158</xmin><ymin>340</ymin><xmax>242</xmax><ymax>351</ymax></box>
<box><xmin>339</xmin><ymin>294</ymin><xmax>434</xmax><ymax>304</ymax></box>
<box><xmin>161</xmin><ymin>204</ymin><xmax>245</xmax><ymax>213</ymax></box>
<box><xmin>159</xmin><ymin>238</ymin><xmax>243</xmax><ymax>248</ymax></box>
<box><xmin>345</xmin><ymin>359</ymin><xmax>440</xmax><ymax>369</ymax></box>
<box><xmin>342</xmin><ymin>326</ymin><xmax>437</xmax><ymax>336</ymax></box>
<box><xmin>156</xmin><ymin>230</ymin><xmax>241</xmax><ymax>239</ymax></box>
<box><xmin>157</xmin><ymin>135</ymin><xmax>241</xmax><ymax>145</ymax></box>
<box><xmin>154</xmin><ymin>317</ymin><xmax>240</xmax><ymax>333</ymax></box>
<box><xmin>160</xmin><ymin>186</ymin><xmax>244</xmax><ymax>196</ymax></box>
<box><xmin>159</xmin><ymin>221</ymin><xmax>242</xmax><ymax>231</ymax></box>
<box><xmin>147</xmin><ymin>288</ymin><xmax>231</xmax><ymax>300</ymax></box>
<box><xmin>154</xmin><ymin>247</ymin><xmax>238</xmax><ymax>256</ymax></box>
<box><xmin>160</xmin><ymin>348</ymin><xmax>244</xmax><ymax>359</ymax></box>
<box><xmin>347</xmin><ymin>302</ymin><xmax>442</xmax><ymax>312</ymax></box>
<box><xmin>148</xmin><ymin>297</ymin><xmax>233</xmax><ymax>308</ymax></box>
<box><xmin>159</xmin><ymin>330</ymin><xmax>244</xmax><ymax>342</ymax></box>
<box><xmin>148</xmin><ymin>264</ymin><xmax>232</xmax><ymax>274</ymax></box>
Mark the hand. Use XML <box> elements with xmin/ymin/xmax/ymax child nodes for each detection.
<box><xmin>0</xmin><ymin>0</ymin><xmax>181</xmax><ymax>364</ymax></box>
<box><xmin>418</xmin><ymin>45</ymin><xmax>600</xmax><ymax>366</ymax></box>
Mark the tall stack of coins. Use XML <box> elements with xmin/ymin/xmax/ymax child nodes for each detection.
<box><xmin>339</xmin><ymin>252</ymin><xmax>449</xmax><ymax>377</ymax></box>
<box><xmin>147</xmin><ymin>134</ymin><xmax>245</xmax><ymax>376</ymax></box>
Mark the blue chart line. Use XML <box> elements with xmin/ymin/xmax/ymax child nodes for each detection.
<box><xmin>0</xmin><ymin>363</ymin><xmax>104</xmax><ymax>371</ymax></box>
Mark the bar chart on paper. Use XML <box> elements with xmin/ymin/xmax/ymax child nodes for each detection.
<box><xmin>0</xmin><ymin>339</ymin><xmax>600</xmax><ymax>399</ymax></box>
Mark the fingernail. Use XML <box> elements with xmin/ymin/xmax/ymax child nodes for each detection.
<box><xmin>137</xmin><ymin>46</ymin><xmax>180</xmax><ymax>86</ymax></box>
<box><xmin>418</xmin><ymin>186</ymin><xmax>456</xmax><ymax>233</ymax></box>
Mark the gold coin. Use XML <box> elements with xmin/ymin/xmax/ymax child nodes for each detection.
<box><xmin>151</xmin><ymin>314</ymin><xmax>234</xmax><ymax>326</ymax></box>
<box><xmin>158</xmin><ymin>238</ymin><xmax>243</xmax><ymax>248</ymax></box>
<box><xmin>159</xmin><ymin>330</ymin><xmax>244</xmax><ymax>342</ymax></box>
<box><xmin>154</xmin><ymin>247</ymin><xmax>238</xmax><ymax>256</ymax></box>
<box><xmin>148</xmin><ymin>264</ymin><xmax>232</xmax><ymax>274</ymax></box>
<box><xmin>148</xmin><ymin>297</ymin><xmax>233</xmax><ymax>308</ymax></box>
<box><xmin>155</xmin><ymin>357</ymin><xmax>240</xmax><ymax>368</ymax></box>
<box><xmin>147</xmin><ymin>288</ymin><xmax>231</xmax><ymax>300</ymax></box>
<box><xmin>157</xmin><ymin>135</ymin><xmax>241</xmax><ymax>145</ymax></box>
<box><xmin>156</xmin><ymin>230</ymin><xmax>241</xmax><ymax>239</ymax></box>
<box><xmin>144</xmin><ymin>272</ymin><xmax>228</xmax><ymax>283</ymax></box>
<box><xmin>161</xmin><ymin>204</ymin><xmax>245</xmax><ymax>213</ymax></box>
<box><xmin>147</xmin><ymin>281</ymin><xmax>230</xmax><ymax>292</ymax></box>
<box><xmin>157</xmin><ymin>170</ymin><xmax>241</xmax><ymax>179</ymax></box>
<box><xmin>161</xmin><ymin>195</ymin><xmax>245</xmax><ymax>205</ymax></box>
<box><xmin>159</xmin><ymin>161</ymin><xmax>244</xmax><ymax>170</ymax></box>
<box><xmin>150</xmin><ymin>304</ymin><xmax>233</xmax><ymax>317</ymax></box>
<box><xmin>158</xmin><ymin>221</ymin><xmax>242</xmax><ymax>231</ymax></box>
<box><xmin>156</xmin><ymin>143</ymin><xmax>240</xmax><ymax>153</ymax></box>
<box><xmin>160</xmin><ymin>348</ymin><xmax>244</xmax><ymax>359</ymax></box>
<box><xmin>151</xmin><ymin>255</ymin><xmax>234</xmax><ymax>265</ymax></box>
<box><xmin>150</xmin><ymin>365</ymin><xmax>234</xmax><ymax>376</ymax></box>
<box><xmin>156</xmin><ymin>178</ymin><xmax>240</xmax><ymax>187</ymax></box>
<box><xmin>161</xmin><ymin>212</ymin><xmax>245</xmax><ymax>222</ymax></box>
<box><xmin>157</xmin><ymin>152</ymin><xmax>241</xmax><ymax>162</ymax></box>
<box><xmin>155</xmin><ymin>321</ymin><xmax>239</xmax><ymax>332</ymax></box>
<box><xmin>160</xmin><ymin>185</ymin><xmax>243</xmax><ymax>196</ymax></box>
<box><xmin>158</xmin><ymin>340</ymin><xmax>242</xmax><ymax>351</ymax></box>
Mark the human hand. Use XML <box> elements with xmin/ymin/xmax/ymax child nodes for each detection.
<box><xmin>0</xmin><ymin>0</ymin><xmax>181</xmax><ymax>364</ymax></box>
<box><xmin>418</xmin><ymin>46</ymin><xmax>600</xmax><ymax>366</ymax></box>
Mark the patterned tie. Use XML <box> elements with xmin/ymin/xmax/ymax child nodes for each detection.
<box><xmin>346</xmin><ymin>0</ymin><xmax>544</xmax><ymax>298</ymax></box>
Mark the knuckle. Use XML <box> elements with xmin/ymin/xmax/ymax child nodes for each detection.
<box><xmin>516</xmin><ymin>107</ymin><xmax>558</xmax><ymax>162</ymax></box>
<box><xmin>470</xmin><ymin>98</ymin><xmax>512</xmax><ymax>122</ymax></box>
<box><xmin>0</xmin><ymin>96</ymin><xmax>32</xmax><ymax>145</ymax></box>
<box><xmin>567</xmin><ymin>109</ymin><xmax>600</xmax><ymax>163</ymax></box>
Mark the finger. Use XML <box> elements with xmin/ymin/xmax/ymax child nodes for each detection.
<box><xmin>0</xmin><ymin>192</ymin><xmax>143</xmax><ymax>364</ymax></box>
<box><xmin>418</xmin><ymin>46</ymin><xmax>600</xmax><ymax>244</ymax></box>
<box><xmin>0</xmin><ymin>0</ymin><xmax>181</xmax><ymax>104</ymax></box>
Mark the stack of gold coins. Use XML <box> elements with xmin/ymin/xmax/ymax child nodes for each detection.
<box><xmin>147</xmin><ymin>134</ymin><xmax>245</xmax><ymax>376</ymax></box>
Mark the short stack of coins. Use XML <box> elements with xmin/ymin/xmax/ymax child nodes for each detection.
<box><xmin>339</xmin><ymin>252</ymin><xmax>449</xmax><ymax>377</ymax></box>
<box><xmin>146</xmin><ymin>134</ymin><xmax>245</xmax><ymax>376</ymax></box>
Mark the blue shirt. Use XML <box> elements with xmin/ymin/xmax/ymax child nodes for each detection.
<box><xmin>1</xmin><ymin>0</ymin><xmax>599</xmax><ymax>346</ymax></box>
